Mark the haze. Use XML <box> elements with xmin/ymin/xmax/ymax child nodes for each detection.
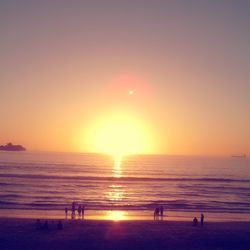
<box><xmin>1</xmin><ymin>0</ymin><xmax>249</xmax><ymax>156</ymax></box>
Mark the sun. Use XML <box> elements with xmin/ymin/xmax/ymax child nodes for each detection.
<box><xmin>83</xmin><ymin>113</ymin><xmax>154</xmax><ymax>157</ymax></box>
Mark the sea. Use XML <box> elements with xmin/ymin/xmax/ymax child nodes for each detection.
<box><xmin>0</xmin><ymin>151</ymin><xmax>250</xmax><ymax>221</ymax></box>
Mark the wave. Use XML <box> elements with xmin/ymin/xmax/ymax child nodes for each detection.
<box><xmin>1</xmin><ymin>200</ymin><xmax>250</xmax><ymax>214</ymax></box>
<box><xmin>0</xmin><ymin>173</ymin><xmax>249</xmax><ymax>183</ymax></box>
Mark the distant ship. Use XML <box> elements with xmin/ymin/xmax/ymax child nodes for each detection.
<box><xmin>0</xmin><ymin>143</ymin><xmax>26</xmax><ymax>151</ymax></box>
<box><xmin>231</xmin><ymin>154</ymin><xmax>246</xmax><ymax>158</ymax></box>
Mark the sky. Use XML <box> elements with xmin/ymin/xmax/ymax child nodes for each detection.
<box><xmin>1</xmin><ymin>0</ymin><xmax>250</xmax><ymax>156</ymax></box>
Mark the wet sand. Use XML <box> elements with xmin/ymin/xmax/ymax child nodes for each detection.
<box><xmin>0</xmin><ymin>218</ymin><xmax>250</xmax><ymax>250</ymax></box>
<box><xmin>2</xmin><ymin>208</ymin><xmax>250</xmax><ymax>222</ymax></box>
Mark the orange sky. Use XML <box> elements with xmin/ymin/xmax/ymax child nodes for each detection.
<box><xmin>1</xmin><ymin>1</ymin><xmax>250</xmax><ymax>156</ymax></box>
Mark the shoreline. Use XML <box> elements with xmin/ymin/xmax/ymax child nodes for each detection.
<box><xmin>1</xmin><ymin>208</ymin><xmax>250</xmax><ymax>222</ymax></box>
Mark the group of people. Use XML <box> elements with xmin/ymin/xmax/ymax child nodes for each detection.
<box><xmin>153</xmin><ymin>206</ymin><xmax>205</xmax><ymax>226</ymax></box>
<box><xmin>193</xmin><ymin>213</ymin><xmax>205</xmax><ymax>226</ymax></box>
<box><xmin>154</xmin><ymin>206</ymin><xmax>164</xmax><ymax>220</ymax></box>
<box><xmin>35</xmin><ymin>219</ymin><xmax>63</xmax><ymax>230</ymax></box>
<box><xmin>65</xmin><ymin>202</ymin><xmax>85</xmax><ymax>219</ymax></box>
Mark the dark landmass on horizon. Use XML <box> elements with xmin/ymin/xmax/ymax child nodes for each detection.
<box><xmin>0</xmin><ymin>142</ymin><xmax>26</xmax><ymax>151</ymax></box>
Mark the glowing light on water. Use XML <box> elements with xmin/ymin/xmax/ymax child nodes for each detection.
<box><xmin>106</xmin><ymin>184</ymin><xmax>124</xmax><ymax>201</ymax></box>
<box><xmin>106</xmin><ymin>210</ymin><xmax>127</xmax><ymax>221</ymax></box>
<box><xmin>113</xmin><ymin>155</ymin><xmax>122</xmax><ymax>178</ymax></box>
<box><xmin>105</xmin><ymin>156</ymin><xmax>124</xmax><ymax>204</ymax></box>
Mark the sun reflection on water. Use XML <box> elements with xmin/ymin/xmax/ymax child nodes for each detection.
<box><xmin>106</xmin><ymin>210</ymin><xmax>127</xmax><ymax>221</ymax></box>
<box><xmin>113</xmin><ymin>155</ymin><xmax>122</xmax><ymax>178</ymax></box>
<box><xmin>105</xmin><ymin>155</ymin><xmax>125</xmax><ymax>206</ymax></box>
<box><xmin>107</xmin><ymin>185</ymin><xmax>124</xmax><ymax>201</ymax></box>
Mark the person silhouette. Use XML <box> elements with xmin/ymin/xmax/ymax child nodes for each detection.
<box><xmin>200</xmin><ymin>213</ymin><xmax>204</xmax><ymax>226</ymax></box>
<box><xmin>193</xmin><ymin>217</ymin><xmax>198</xmax><ymax>226</ymax></box>
<box><xmin>78</xmin><ymin>205</ymin><xmax>82</xmax><ymax>219</ymax></box>
<box><xmin>154</xmin><ymin>207</ymin><xmax>160</xmax><ymax>220</ymax></box>
<box><xmin>65</xmin><ymin>207</ymin><xmax>68</xmax><ymax>219</ymax></box>
<box><xmin>71</xmin><ymin>202</ymin><xmax>76</xmax><ymax>219</ymax></box>
<box><xmin>160</xmin><ymin>206</ymin><xmax>164</xmax><ymax>220</ymax></box>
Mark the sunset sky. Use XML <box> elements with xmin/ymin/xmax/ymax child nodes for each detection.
<box><xmin>1</xmin><ymin>0</ymin><xmax>249</xmax><ymax>156</ymax></box>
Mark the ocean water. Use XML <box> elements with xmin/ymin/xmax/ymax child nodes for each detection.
<box><xmin>0</xmin><ymin>151</ymin><xmax>250</xmax><ymax>220</ymax></box>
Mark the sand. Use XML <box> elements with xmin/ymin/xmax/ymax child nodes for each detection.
<box><xmin>0</xmin><ymin>218</ymin><xmax>250</xmax><ymax>250</ymax></box>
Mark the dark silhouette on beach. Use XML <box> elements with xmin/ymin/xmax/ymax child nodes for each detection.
<box><xmin>193</xmin><ymin>217</ymin><xmax>198</xmax><ymax>226</ymax></box>
<box><xmin>65</xmin><ymin>207</ymin><xmax>68</xmax><ymax>219</ymax></box>
<box><xmin>160</xmin><ymin>206</ymin><xmax>164</xmax><ymax>220</ymax></box>
<box><xmin>71</xmin><ymin>202</ymin><xmax>76</xmax><ymax>219</ymax></box>
<box><xmin>67</xmin><ymin>202</ymin><xmax>85</xmax><ymax>220</ymax></box>
<box><xmin>154</xmin><ymin>207</ymin><xmax>160</xmax><ymax>220</ymax></box>
<box><xmin>201</xmin><ymin>213</ymin><xmax>204</xmax><ymax>226</ymax></box>
<box><xmin>78</xmin><ymin>205</ymin><xmax>82</xmax><ymax>218</ymax></box>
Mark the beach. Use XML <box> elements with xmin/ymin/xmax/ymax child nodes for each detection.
<box><xmin>1</xmin><ymin>218</ymin><xmax>250</xmax><ymax>250</ymax></box>
<box><xmin>1</xmin><ymin>152</ymin><xmax>250</xmax><ymax>249</ymax></box>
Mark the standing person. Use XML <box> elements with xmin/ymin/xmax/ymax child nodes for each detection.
<box><xmin>64</xmin><ymin>207</ymin><xmax>68</xmax><ymax>219</ymax></box>
<box><xmin>154</xmin><ymin>207</ymin><xmax>159</xmax><ymax>220</ymax></box>
<box><xmin>201</xmin><ymin>213</ymin><xmax>204</xmax><ymax>226</ymax></box>
<box><xmin>71</xmin><ymin>202</ymin><xmax>76</xmax><ymax>219</ymax></box>
<box><xmin>78</xmin><ymin>205</ymin><xmax>82</xmax><ymax>219</ymax></box>
<box><xmin>160</xmin><ymin>206</ymin><xmax>164</xmax><ymax>220</ymax></box>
